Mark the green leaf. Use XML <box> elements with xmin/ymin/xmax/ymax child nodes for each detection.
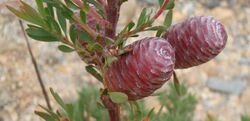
<box><xmin>65</xmin><ymin>104</ymin><xmax>74</xmax><ymax>120</ymax></box>
<box><xmin>80</xmin><ymin>11</ymin><xmax>87</xmax><ymax>24</ymax></box>
<box><xmin>64</xmin><ymin>0</ymin><xmax>79</xmax><ymax>9</ymax></box>
<box><xmin>145</xmin><ymin>26</ymin><xmax>166</xmax><ymax>31</ymax></box>
<box><xmin>7</xmin><ymin>5</ymin><xmax>44</xmax><ymax>27</ymax></box>
<box><xmin>20</xmin><ymin>1</ymin><xmax>45</xmax><ymax>26</ymax></box>
<box><xmin>35</xmin><ymin>0</ymin><xmax>46</xmax><ymax>17</ymax></box>
<box><xmin>96</xmin><ymin>101</ymin><xmax>105</xmax><ymax>109</ymax></box>
<box><xmin>104</xmin><ymin>56</ymin><xmax>118</xmax><ymax>67</ymax></box>
<box><xmin>34</xmin><ymin>111</ymin><xmax>54</xmax><ymax>121</ymax></box>
<box><xmin>166</xmin><ymin>0</ymin><xmax>175</xmax><ymax>9</ymax></box>
<box><xmin>50</xmin><ymin>88</ymin><xmax>66</xmax><ymax>109</ymax></box>
<box><xmin>26</xmin><ymin>25</ymin><xmax>58</xmax><ymax>42</ymax></box>
<box><xmin>73</xmin><ymin>102</ymin><xmax>84</xmax><ymax>121</ymax></box>
<box><xmin>158</xmin><ymin>0</ymin><xmax>175</xmax><ymax>10</ymax></box>
<box><xmin>114</xmin><ymin>39</ymin><xmax>126</xmax><ymax>47</ymax></box>
<box><xmin>163</xmin><ymin>9</ymin><xmax>173</xmax><ymax>28</ymax></box>
<box><xmin>120</xmin><ymin>21</ymin><xmax>135</xmax><ymax>34</ymax></box>
<box><xmin>88</xmin><ymin>0</ymin><xmax>106</xmax><ymax>18</ymax></box>
<box><xmin>173</xmin><ymin>71</ymin><xmax>181</xmax><ymax>96</ymax></box>
<box><xmin>47</xmin><ymin>16</ymin><xmax>62</xmax><ymax>35</ymax></box>
<box><xmin>78</xmin><ymin>30</ymin><xmax>92</xmax><ymax>43</ymax></box>
<box><xmin>7</xmin><ymin>6</ymin><xmax>30</xmax><ymax>21</ymax></box>
<box><xmin>38</xmin><ymin>105</ymin><xmax>60</xmax><ymax>120</ymax></box>
<box><xmin>87</xmin><ymin>43</ymin><xmax>103</xmax><ymax>52</ymax></box>
<box><xmin>85</xmin><ymin>65</ymin><xmax>103</xmax><ymax>82</ymax></box>
<box><xmin>130</xmin><ymin>34</ymin><xmax>139</xmax><ymax>37</ymax></box>
<box><xmin>241</xmin><ymin>115</ymin><xmax>250</xmax><ymax>121</ymax></box>
<box><xmin>69</xmin><ymin>24</ymin><xmax>77</xmax><ymax>44</ymax></box>
<box><xmin>136</xmin><ymin>8</ymin><xmax>147</xmax><ymax>28</ymax></box>
<box><xmin>56</xmin><ymin>9</ymin><xmax>67</xmax><ymax>34</ymax></box>
<box><xmin>58</xmin><ymin>45</ymin><xmax>74</xmax><ymax>53</ymax></box>
<box><xmin>147</xmin><ymin>108</ymin><xmax>155</xmax><ymax>118</ymax></box>
<box><xmin>128</xmin><ymin>22</ymin><xmax>135</xmax><ymax>31</ymax></box>
<box><xmin>82</xmin><ymin>0</ymin><xmax>90</xmax><ymax>11</ymax></box>
<box><xmin>45</xmin><ymin>5</ymin><xmax>55</xmax><ymax>18</ymax></box>
<box><xmin>156</xmin><ymin>29</ymin><xmax>164</xmax><ymax>37</ymax></box>
<box><xmin>109</xmin><ymin>92</ymin><xmax>128</xmax><ymax>104</ymax></box>
<box><xmin>43</xmin><ymin>0</ymin><xmax>73</xmax><ymax>20</ymax></box>
<box><xmin>158</xmin><ymin>0</ymin><xmax>164</xmax><ymax>7</ymax></box>
<box><xmin>156</xmin><ymin>105</ymin><xmax>164</xmax><ymax>117</ymax></box>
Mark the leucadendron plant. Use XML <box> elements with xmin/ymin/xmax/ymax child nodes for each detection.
<box><xmin>7</xmin><ymin>0</ymin><xmax>227</xmax><ymax>121</ymax></box>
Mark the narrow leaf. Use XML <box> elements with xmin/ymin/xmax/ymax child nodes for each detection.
<box><xmin>7</xmin><ymin>6</ymin><xmax>44</xmax><ymax>27</ymax></box>
<box><xmin>78</xmin><ymin>30</ymin><xmax>92</xmax><ymax>43</ymax></box>
<box><xmin>58</xmin><ymin>45</ymin><xmax>74</xmax><ymax>53</ymax></box>
<box><xmin>50</xmin><ymin>88</ymin><xmax>66</xmax><ymax>109</ymax></box>
<box><xmin>136</xmin><ymin>8</ymin><xmax>147</xmax><ymax>28</ymax></box>
<box><xmin>85</xmin><ymin>65</ymin><xmax>103</xmax><ymax>82</ymax></box>
<box><xmin>147</xmin><ymin>108</ymin><xmax>155</xmax><ymax>118</ymax></box>
<box><xmin>45</xmin><ymin>4</ymin><xmax>54</xmax><ymax>18</ymax></box>
<box><xmin>64</xmin><ymin>0</ymin><xmax>79</xmax><ymax>9</ymax></box>
<box><xmin>158</xmin><ymin>0</ymin><xmax>175</xmax><ymax>10</ymax></box>
<box><xmin>173</xmin><ymin>71</ymin><xmax>181</xmax><ymax>96</ymax></box>
<box><xmin>69</xmin><ymin>24</ymin><xmax>77</xmax><ymax>44</ymax></box>
<box><xmin>241</xmin><ymin>115</ymin><xmax>250</xmax><ymax>121</ymax></box>
<box><xmin>88</xmin><ymin>0</ymin><xmax>106</xmax><ymax>18</ymax></box>
<box><xmin>87</xmin><ymin>43</ymin><xmax>103</xmax><ymax>52</ymax></box>
<box><xmin>166</xmin><ymin>0</ymin><xmax>175</xmax><ymax>9</ymax></box>
<box><xmin>26</xmin><ymin>25</ymin><xmax>58</xmax><ymax>42</ymax></box>
<box><xmin>65</xmin><ymin>104</ymin><xmax>74</xmax><ymax>120</ymax></box>
<box><xmin>104</xmin><ymin>56</ymin><xmax>118</xmax><ymax>67</ymax></box>
<box><xmin>80</xmin><ymin>11</ymin><xmax>87</xmax><ymax>23</ymax></box>
<box><xmin>35</xmin><ymin>0</ymin><xmax>46</xmax><ymax>17</ymax></box>
<box><xmin>163</xmin><ymin>9</ymin><xmax>173</xmax><ymax>28</ymax></box>
<box><xmin>109</xmin><ymin>92</ymin><xmax>128</xmax><ymax>104</ymax></box>
<box><xmin>20</xmin><ymin>1</ymin><xmax>45</xmax><ymax>26</ymax></box>
<box><xmin>56</xmin><ymin>9</ymin><xmax>67</xmax><ymax>34</ymax></box>
<box><xmin>38</xmin><ymin>105</ymin><xmax>60</xmax><ymax>120</ymax></box>
<box><xmin>128</xmin><ymin>22</ymin><xmax>135</xmax><ymax>31</ymax></box>
<box><xmin>34</xmin><ymin>111</ymin><xmax>54</xmax><ymax>120</ymax></box>
<box><xmin>47</xmin><ymin>16</ymin><xmax>62</xmax><ymax>35</ymax></box>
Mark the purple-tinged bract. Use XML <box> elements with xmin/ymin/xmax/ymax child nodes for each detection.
<box><xmin>163</xmin><ymin>16</ymin><xmax>227</xmax><ymax>69</ymax></box>
<box><xmin>105</xmin><ymin>37</ymin><xmax>175</xmax><ymax>100</ymax></box>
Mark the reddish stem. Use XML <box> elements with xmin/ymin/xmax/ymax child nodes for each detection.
<box><xmin>101</xmin><ymin>95</ymin><xmax>120</xmax><ymax>121</ymax></box>
<box><xmin>116</xmin><ymin>0</ymin><xmax>170</xmax><ymax>39</ymax></box>
<box><xmin>88</xmin><ymin>7</ymin><xmax>112</xmax><ymax>29</ymax></box>
<box><xmin>152</xmin><ymin>0</ymin><xmax>170</xmax><ymax>21</ymax></box>
<box><xmin>73</xmin><ymin>0</ymin><xmax>83</xmax><ymax>8</ymax></box>
<box><xmin>105</xmin><ymin>0</ymin><xmax>120</xmax><ymax>39</ymax></box>
<box><xmin>97</xmin><ymin>0</ymin><xmax>108</xmax><ymax>10</ymax></box>
<box><xmin>72</xmin><ymin>15</ymin><xmax>99</xmax><ymax>39</ymax></box>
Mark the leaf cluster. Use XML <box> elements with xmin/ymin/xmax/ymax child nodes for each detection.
<box><xmin>35</xmin><ymin>83</ymin><xmax>197</xmax><ymax>121</ymax></box>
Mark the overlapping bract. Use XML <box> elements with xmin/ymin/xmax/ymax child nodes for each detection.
<box><xmin>163</xmin><ymin>16</ymin><xmax>227</xmax><ymax>69</ymax></box>
<box><xmin>105</xmin><ymin>16</ymin><xmax>228</xmax><ymax>100</ymax></box>
<box><xmin>106</xmin><ymin>37</ymin><xmax>175</xmax><ymax>100</ymax></box>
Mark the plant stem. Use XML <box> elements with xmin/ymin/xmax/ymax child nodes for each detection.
<box><xmin>106</xmin><ymin>0</ymin><xmax>120</xmax><ymax>39</ymax></box>
<box><xmin>73</xmin><ymin>0</ymin><xmax>111</xmax><ymax>29</ymax></box>
<box><xmin>101</xmin><ymin>1</ymin><xmax>123</xmax><ymax>120</ymax></box>
<box><xmin>19</xmin><ymin>20</ymin><xmax>52</xmax><ymax>110</ymax></box>
<box><xmin>97</xmin><ymin>0</ymin><xmax>108</xmax><ymax>11</ymax></box>
<box><xmin>116</xmin><ymin>0</ymin><xmax>170</xmax><ymax>39</ymax></box>
<box><xmin>152</xmin><ymin>0</ymin><xmax>170</xmax><ymax>21</ymax></box>
<box><xmin>101</xmin><ymin>95</ymin><xmax>120</xmax><ymax>121</ymax></box>
<box><xmin>88</xmin><ymin>7</ymin><xmax>112</xmax><ymax>29</ymax></box>
<box><xmin>73</xmin><ymin>15</ymin><xmax>99</xmax><ymax>39</ymax></box>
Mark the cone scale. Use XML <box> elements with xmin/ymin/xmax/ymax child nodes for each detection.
<box><xmin>105</xmin><ymin>37</ymin><xmax>175</xmax><ymax>100</ymax></box>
